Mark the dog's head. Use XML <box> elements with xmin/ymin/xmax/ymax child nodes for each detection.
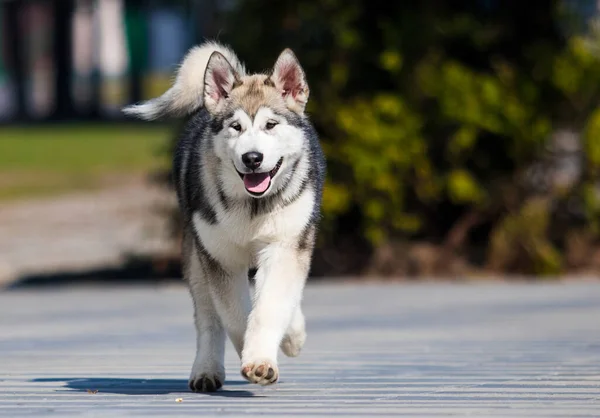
<box><xmin>123</xmin><ymin>43</ymin><xmax>310</xmax><ymax>199</ymax></box>
<box><xmin>205</xmin><ymin>50</ymin><xmax>309</xmax><ymax>198</ymax></box>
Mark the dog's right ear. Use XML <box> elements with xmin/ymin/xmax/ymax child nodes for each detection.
<box><xmin>203</xmin><ymin>52</ymin><xmax>241</xmax><ymax>114</ymax></box>
<box><xmin>122</xmin><ymin>42</ymin><xmax>245</xmax><ymax>121</ymax></box>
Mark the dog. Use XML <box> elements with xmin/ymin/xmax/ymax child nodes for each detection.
<box><xmin>123</xmin><ymin>42</ymin><xmax>326</xmax><ymax>392</ymax></box>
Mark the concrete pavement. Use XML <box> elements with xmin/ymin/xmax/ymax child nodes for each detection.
<box><xmin>0</xmin><ymin>183</ymin><xmax>174</xmax><ymax>287</ymax></box>
<box><xmin>1</xmin><ymin>281</ymin><xmax>599</xmax><ymax>416</ymax></box>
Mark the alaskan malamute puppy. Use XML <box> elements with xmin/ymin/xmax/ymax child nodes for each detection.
<box><xmin>123</xmin><ymin>42</ymin><xmax>326</xmax><ymax>392</ymax></box>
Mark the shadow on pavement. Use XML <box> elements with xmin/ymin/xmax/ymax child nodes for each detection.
<box><xmin>31</xmin><ymin>377</ymin><xmax>258</xmax><ymax>398</ymax></box>
<box><xmin>7</xmin><ymin>254</ymin><xmax>183</xmax><ymax>290</ymax></box>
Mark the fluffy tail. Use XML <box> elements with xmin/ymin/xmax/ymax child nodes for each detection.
<box><xmin>122</xmin><ymin>41</ymin><xmax>246</xmax><ymax>121</ymax></box>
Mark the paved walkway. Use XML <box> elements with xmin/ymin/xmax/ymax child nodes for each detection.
<box><xmin>0</xmin><ymin>182</ymin><xmax>175</xmax><ymax>286</ymax></box>
<box><xmin>1</xmin><ymin>281</ymin><xmax>599</xmax><ymax>417</ymax></box>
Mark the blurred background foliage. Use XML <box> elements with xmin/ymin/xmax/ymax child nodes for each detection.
<box><xmin>193</xmin><ymin>0</ymin><xmax>600</xmax><ymax>277</ymax></box>
<box><xmin>2</xmin><ymin>0</ymin><xmax>599</xmax><ymax>280</ymax></box>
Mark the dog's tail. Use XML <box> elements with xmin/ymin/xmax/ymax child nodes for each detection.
<box><xmin>122</xmin><ymin>41</ymin><xmax>246</xmax><ymax>121</ymax></box>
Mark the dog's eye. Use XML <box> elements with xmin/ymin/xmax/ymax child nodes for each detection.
<box><xmin>230</xmin><ymin>122</ymin><xmax>242</xmax><ymax>132</ymax></box>
<box><xmin>265</xmin><ymin>121</ymin><xmax>278</xmax><ymax>130</ymax></box>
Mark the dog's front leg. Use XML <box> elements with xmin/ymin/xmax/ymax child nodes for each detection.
<box><xmin>183</xmin><ymin>232</ymin><xmax>226</xmax><ymax>393</ymax></box>
<box><xmin>241</xmin><ymin>244</ymin><xmax>310</xmax><ymax>385</ymax></box>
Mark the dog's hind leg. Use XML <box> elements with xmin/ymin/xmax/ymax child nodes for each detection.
<box><xmin>209</xmin><ymin>270</ymin><xmax>252</xmax><ymax>359</ymax></box>
<box><xmin>280</xmin><ymin>306</ymin><xmax>306</xmax><ymax>358</ymax></box>
<box><xmin>183</xmin><ymin>231</ymin><xmax>226</xmax><ymax>393</ymax></box>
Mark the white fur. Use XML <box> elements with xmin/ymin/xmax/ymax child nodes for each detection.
<box><xmin>122</xmin><ymin>42</ymin><xmax>246</xmax><ymax>120</ymax></box>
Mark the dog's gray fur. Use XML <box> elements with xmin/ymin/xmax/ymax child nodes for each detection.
<box><xmin>123</xmin><ymin>42</ymin><xmax>325</xmax><ymax>391</ymax></box>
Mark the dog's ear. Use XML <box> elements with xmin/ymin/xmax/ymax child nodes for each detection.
<box><xmin>270</xmin><ymin>49</ymin><xmax>309</xmax><ymax>114</ymax></box>
<box><xmin>204</xmin><ymin>51</ymin><xmax>241</xmax><ymax>114</ymax></box>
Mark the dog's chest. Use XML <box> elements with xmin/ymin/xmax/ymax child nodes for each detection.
<box><xmin>192</xmin><ymin>189</ymin><xmax>314</xmax><ymax>266</ymax></box>
<box><xmin>220</xmin><ymin>189</ymin><xmax>313</xmax><ymax>244</ymax></box>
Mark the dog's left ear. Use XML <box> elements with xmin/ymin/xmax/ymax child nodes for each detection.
<box><xmin>270</xmin><ymin>49</ymin><xmax>309</xmax><ymax>114</ymax></box>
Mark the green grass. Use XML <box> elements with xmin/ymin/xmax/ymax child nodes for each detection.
<box><xmin>0</xmin><ymin>124</ymin><xmax>172</xmax><ymax>201</ymax></box>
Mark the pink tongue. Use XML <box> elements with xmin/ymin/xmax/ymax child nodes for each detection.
<box><xmin>243</xmin><ymin>173</ymin><xmax>271</xmax><ymax>193</ymax></box>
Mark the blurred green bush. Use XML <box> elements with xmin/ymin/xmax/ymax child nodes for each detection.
<box><xmin>166</xmin><ymin>1</ymin><xmax>600</xmax><ymax>277</ymax></box>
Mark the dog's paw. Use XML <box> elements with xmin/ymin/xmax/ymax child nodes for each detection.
<box><xmin>189</xmin><ymin>372</ymin><xmax>224</xmax><ymax>392</ymax></box>
<box><xmin>240</xmin><ymin>359</ymin><xmax>279</xmax><ymax>386</ymax></box>
<box><xmin>280</xmin><ymin>328</ymin><xmax>306</xmax><ymax>357</ymax></box>
<box><xmin>189</xmin><ymin>364</ymin><xmax>225</xmax><ymax>393</ymax></box>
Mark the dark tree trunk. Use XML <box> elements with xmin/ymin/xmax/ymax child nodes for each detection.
<box><xmin>52</xmin><ymin>0</ymin><xmax>74</xmax><ymax>120</ymax></box>
<box><xmin>5</xmin><ymin>1</ymin><xmax>27</xmax><ymax>121</ymax></box>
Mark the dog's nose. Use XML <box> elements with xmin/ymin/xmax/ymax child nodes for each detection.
<box><xmin>242</xmin><ymin>152</ymin><xmax>263</xmax><ymax>169</ymax></box>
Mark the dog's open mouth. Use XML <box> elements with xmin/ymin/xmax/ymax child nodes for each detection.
<box><xmin>238</xmin><ymin>157</ymin><xmax>283</xmax><ymax>196</ymax></box>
